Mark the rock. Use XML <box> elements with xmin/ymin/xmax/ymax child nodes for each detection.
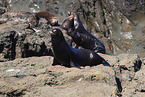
<box><xmin>98</xmin><ymin>53</ymin><xmax>144</xmax><ymax>96</ymax></box>
<box><xmin>24</xmin><ymin>81</ymin><xmax>116</xmax><ymax>97</ymax></box>
<box><xmin>0</xmin><ymin>29</ymin><xmax>18</xmax><ymax>60</ymax></box>
<box><xmin>0</xmin><ymin>53</ymin><xmax>144</xmax><ymax>96</ymax></box>
<box><xmin>0</xmin><ymin>55</ymin><xmax>116</xmax><ymax>96</ymax></box>
<box><xmin>0</xmin><ymin>12</ymin><xmax>54</xmax><ymax>61</ymax></box>
<box><xmin>134</xmin><ymin>64</ymin><xmax>145</xmax><ymax>82</ymax></box>
<box><xmin>0</xmin><ymin>7</ymin><xmax>6</xmax><ymax>15</ymax></box>
<box><xmin>0</xmin><ymin>56</ymin><xmax>54</xmax><ymax>96</ymax></box>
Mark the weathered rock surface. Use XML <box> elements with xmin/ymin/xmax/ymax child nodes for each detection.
<box><xmin>0</xmin><ymin>54</ymin><xmax>144</xmax><ymax>97</ymax></box>
<box><xmin>0</xmin><ymin>12</ymin><xmax>52</xmax><ymax>61</ymax></box>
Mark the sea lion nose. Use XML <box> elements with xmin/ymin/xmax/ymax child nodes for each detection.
<box><xmin>49</xmin><ymin>31</ymin><xmax>53</xmax><ymax>34</ymax></box>
<box><xmin>52</xmin><ymin>29</ymin><xmax>56</xmax><ymax>32</ymax></box>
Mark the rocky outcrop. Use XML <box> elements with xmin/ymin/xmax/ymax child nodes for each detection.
<box><xmin>0</xmin><ymin>12</ymin><xmax>54</xmax><ymax>61</ymax></box>
<box><xmin>0</xmin><ymin>54</ymin><xmax>144</xmax><ymax>96</ymax></box>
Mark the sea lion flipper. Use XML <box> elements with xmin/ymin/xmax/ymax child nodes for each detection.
<box><xmin>102</xmin><ymin>60</ymin><xmax>111</xmax><ymax>67</ymax></box>
<box><xmin>52</xmin><ymin>57</ymin><xmax>60</xmax><ymax>66</ymax></box>
<box><xmin>70</xmin><ymin>59</ymin><xmax>81</xmax><ymax>69</ymax></box>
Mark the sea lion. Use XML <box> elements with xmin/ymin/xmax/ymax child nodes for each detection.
<box><xmin>27</xmin><ymin>11</ymin><xmax>60</xmax><ymax>31</ymax></box>
<box><xmin>61</xmin><ymin>13</ymin><xmax>106</xmax><ymax>54</ymax></box>
<box><xmin>34</xmin><ymin>11</ymin><xmax>60</xmax><ymax>26</ymax></box>
<box><xmin>50</xmin><ymin>28</ymin><xmax>111</xmax><ymax>68</ymax></box>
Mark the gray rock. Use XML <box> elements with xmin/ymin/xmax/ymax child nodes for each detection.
<box><xmin>0</xmin><ymin>12</ymin><xmax>53</xmax><ymax>60</ymax></box>
<box><xmin>0</xmin><ymin>53</ymin><xmax>144</xmax><ymax>96</ymax></box>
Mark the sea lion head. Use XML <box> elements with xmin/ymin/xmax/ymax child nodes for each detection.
<box><xmin>50</xmin><ymin>28</ymin><xmax>64</xmax><ymax>38</ymax></box>
<box><xmin>50</xmin><ymin>17</ymin><xmax>60</xmax><ymax>26</ymax></box>
<box><xmin>61</xmin><ymin>15</ymin><xmax>74</xmax><ymax>30</ymax></box>
<box><xmin>61</xmin><ymin>13</ymin><xmax>82</xmax><ymax>31</ymax></box>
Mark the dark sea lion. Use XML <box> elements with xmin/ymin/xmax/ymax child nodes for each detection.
<box><xmin>61</xmin><ymin>13</ymin><xmax>106</xmax><ymax>54</ymax></box>
<box><xmin>50</xmin><ymin>28</ymin><xmax>111</xmax><ymax>68</ymax></box>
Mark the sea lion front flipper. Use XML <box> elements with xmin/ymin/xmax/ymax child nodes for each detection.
<box><xmin>102</xmin><ymin>60</ymin><xmax>111</xmax><ymax>67</ymax></box>
<box><xmin>52</xmin><ymin>57</ymin><xmax>61</xmax><ymax>66</ymax></box>
<box><xmin>70</xmin><ymin>59</ymin><xmax>81</xmax><ymax>69</ymax></box>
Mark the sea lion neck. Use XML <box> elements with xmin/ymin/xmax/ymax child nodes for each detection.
<box><xmin>73</xmin><ymin>14</ymin><xmax>85</xmax><ymax>32</ymax></box>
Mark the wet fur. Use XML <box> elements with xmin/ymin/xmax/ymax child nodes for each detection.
<box><xmin>61</xmin><ymin>13</ymin><xmax>106</xmax><ymax>54</ymax></box>
<box><xmin>50</xmin><ymin>28</ymin><xmax>110</xmax><ymax>68</ymax></box>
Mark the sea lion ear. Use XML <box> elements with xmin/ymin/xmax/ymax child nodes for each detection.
<box><xmin>68</xmin><ymin>12</ymin><xmax>71</xmax><ymax>16</ymax></box>
<box><xmin>68</xmin><ymin>12</ymin><xmax>74</xmax><ymax>16</ymax></box>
